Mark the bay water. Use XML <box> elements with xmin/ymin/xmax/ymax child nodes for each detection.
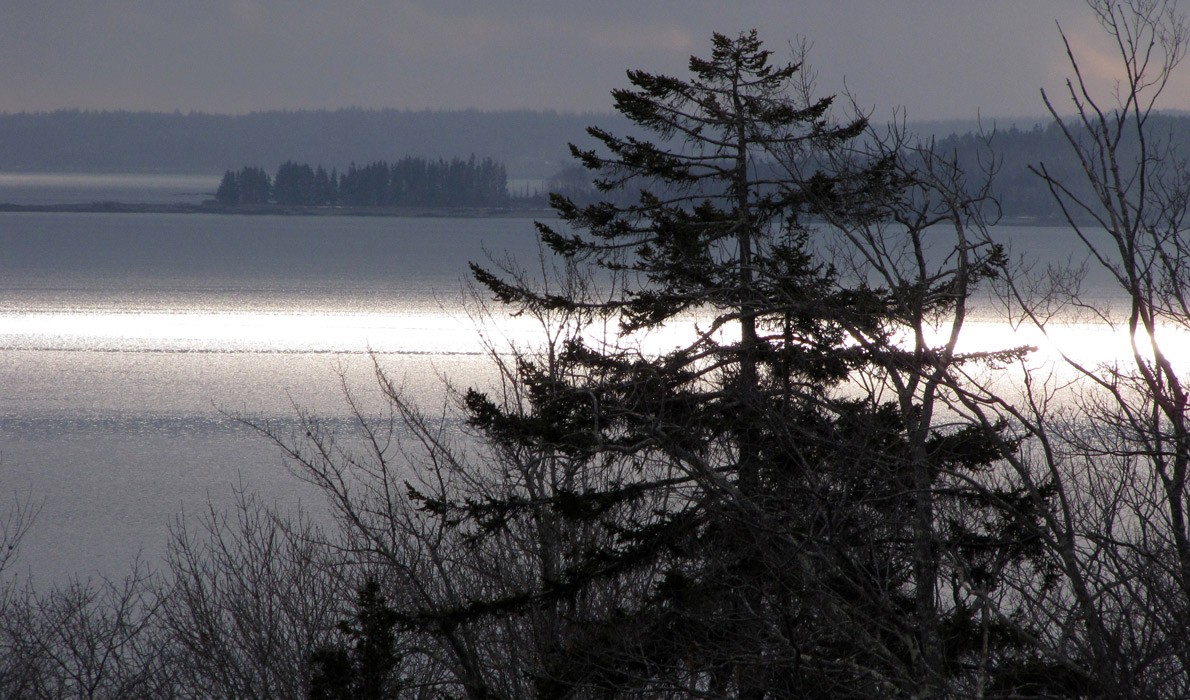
<box><xmin>0</xmin><ymin>174</ymin><xmax>1125</xmax><ymax>583</ymax></box>
<box><xmin>0</xmin><ymin>207</ymin><xmax>546</xmax><ymax>582</ymax></box>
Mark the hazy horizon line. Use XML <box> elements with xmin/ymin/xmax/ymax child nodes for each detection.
<box><xmin>0</xmin><ymin>105</ymin><xmax>1066</xmax><ymax>121</ymax></box>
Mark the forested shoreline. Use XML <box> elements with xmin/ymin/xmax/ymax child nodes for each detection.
<box><xmin>4</xmin><ymin>106</ymin><xmax>1190</xmax><ymax>222</ymax></box>
<box><xmin>215</xmin><ymin>156</ymin><xmax>511</xmax><ymax>208</ymax></box>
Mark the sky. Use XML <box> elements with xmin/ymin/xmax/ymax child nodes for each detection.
<box><xmin>1</xmin><ymin>1</ymin><xmax>1184</xmax><ymax>121</ymax></box>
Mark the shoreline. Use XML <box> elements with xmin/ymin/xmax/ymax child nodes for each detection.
<box><xmin>0</xmin><ymin>201</ymin><xmax>1078</xmax><ymax>227</ymax></box>
<box><xmin>0</xmin><ymin>201</ymin><xmax>555</xmax><ymax>218</ymax></box>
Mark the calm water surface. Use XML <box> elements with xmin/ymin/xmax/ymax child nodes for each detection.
<box><xmin>0</xmin><ymin>173</ymin><xmax>218</xmax><ymax>206</ymax></box>
<box><xmin>0</xmin><ymin>209</ymin><xmax>544</xmax><ymax>582</ymax></box>
<box><xmin>0</xmin><ymin>182</ymin><xmax>1133</xmax><ymax>582</ymax></box>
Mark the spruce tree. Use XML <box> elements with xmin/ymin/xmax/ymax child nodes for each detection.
<box><xmin>309</xmin><ymin>579</ymin><xmax>402</xmax><ymax>700</ymax></box>
<box><xmin>408</xmin><ymin>31</ymin><xmax>1049</xmax><ymax>698</ymax></box>
<box><xmin>215</xmin><ymin>169</ymin><xmax>239</xmax><ymax>205</ymax></box>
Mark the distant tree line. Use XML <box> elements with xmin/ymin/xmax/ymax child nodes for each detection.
<box><xmin>200</xmin><ymin>119</ymin><xmax>1190</xmax><ymax>221</ymax></box>
<box><xmin>930</xmin><ymin>115</ymin><xmax>1190</xmax><ymax>221</ymax></box>
<box><xmin>214</xmin><ymin>155</ymin><xmax>510</xmax><ymax>208</ymax></box>
<box><xmin>216</xmin><ymin>166</ymin><xmax>272</xmax><ymax>205</ymax></box>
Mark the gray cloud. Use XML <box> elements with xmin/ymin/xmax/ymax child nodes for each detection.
<box><xmin>0</xmin><ymin>1</ymin><xmax>1155</xmax><ymax>120</ymax></box>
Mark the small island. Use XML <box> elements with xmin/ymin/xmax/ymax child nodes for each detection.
<box><xmin>215</xmin><ymin>156</ymin><xmax>511</xmax><ymax>209</ymax></box>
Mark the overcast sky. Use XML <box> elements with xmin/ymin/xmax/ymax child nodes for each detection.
<box><xmin>2</xmin><ymin>1</ymin><xmax>1183</xmax><ymax>121</ymax></box>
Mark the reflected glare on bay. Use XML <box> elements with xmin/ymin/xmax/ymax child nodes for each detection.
<box><xmin>0</xmin><ymin>208</ymin><xmax>1151</xmax><ymax>582</ymax></box>
<box><xmin>0</xmin><ymin>309</ymin><xmax>522</xmax><ymax>354</ymax></box>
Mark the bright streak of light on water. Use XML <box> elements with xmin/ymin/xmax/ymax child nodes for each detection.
<box><xmin>923</xmin><ymin>319</ymin><xmax>1190</xmax><ymax>375</ymax></box>
<box><xmin>0</xmin><ymin>309</ymin><xmax>534</xmax><ymax>355</ymax></box>
<box><xmin>7</xmin><ymin>307</ymin><xmax>1187</xmax><ymax>373</ymax></box>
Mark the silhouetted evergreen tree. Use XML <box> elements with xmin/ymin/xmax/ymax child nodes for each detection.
<box><xmin>215</xmin><ymin>169</ymin><xmax>239</xmax><ymax>204</ymax></box>
<box><xmin>411</xmin><ymin>30</ymin><xmax>1050</xmax><ymax>698</ymax></box>
<box><xmin>273</xmin><ymin>161</ymin><xmax>317</xmax><ymax>205</ymax></box>
<box><xmin>214</xmin><ymin>166</ymin><xmax>270</xmax><ymax>205</ymax></box>
<box><xmin>309</xmin><ymin>579</ymin><xmax>402</xmax><ymax>700</ymax></box>
<box><xmin>237</xmin><ymin>166</ymin><xmax>271</xmax><ymax>205</ymax></box>
<box><xmin>313</xmin><ymin>166</ymin><xmax>335</xmax><ymax>205</ymax></box>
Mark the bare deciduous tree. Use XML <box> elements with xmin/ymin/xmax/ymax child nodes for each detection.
<box><xmin>0</xmin><ymin>564</ymin><xmax>169</xmax><ymax>699</ymax></box>
<box><xmin>946</xmin><ymin>1</ymin><xmax>1190</xmax><ymax>696</ymax></box>
<box><xmin>161</xmin><ymin>489</ymin><xmax>347</xmax><ymax>699</ymax></box>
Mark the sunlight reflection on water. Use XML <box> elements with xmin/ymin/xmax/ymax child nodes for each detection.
<box><xmin>921</xmin><ymin>319</ymin><xmax>1190</xmax><ymax>376</ymax></box>
<box><xmin>0</xmin><ymin>309</ymin><xmax>505</xmax><ymax>354</ymax></box>
<box><xmin>0</xmin><ymin>211</ymin><xmax>1166</xmax><ymax>584</ymax></box>
<box><xmin>0</xmin><ymin>211</ymin><xmax>552</xmax><ymax>581</ymax></box>
<box><xmin>4</xmin><ymin>308</ymin><xmax>1175</xmax><ymax>384</ymax></box>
